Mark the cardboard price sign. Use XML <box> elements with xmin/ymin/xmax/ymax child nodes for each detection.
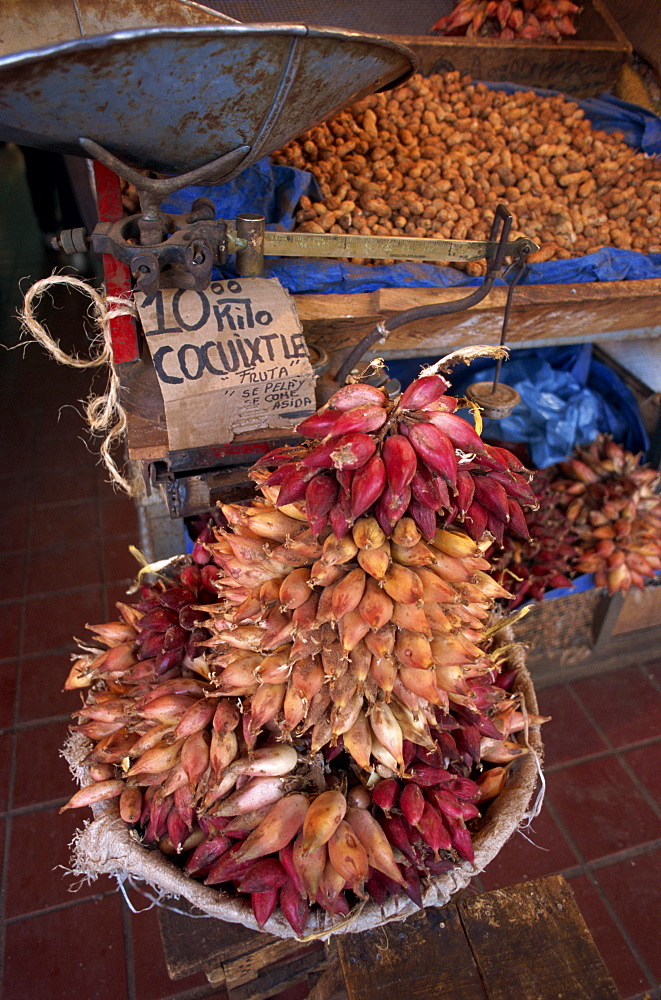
<box><xmin>134</xmin><ymin>277</ymin><xmax>316</xmax><ymax>451</ymax></box>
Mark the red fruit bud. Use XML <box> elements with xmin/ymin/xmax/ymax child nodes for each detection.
<box><xmin>374</xmin><ymin>484</ymin><xmax>411</xmax><ymax>535</ymax></box>
<box><xmin>279</xmin><ymin>879</ymin><xmax>309</xmax><ymax>935</ymax></box>
<box><xmin>410</xmin><ymin>467</ymin><xmax>443</xmax><ymax>512</ymax></box>
<box><xmin>380</xmin><ymin>815</ymin><xmax>421</xmax><ymax>863</ymax></box>
<box><xmin>399</xmin><ymin>864</ymin><xmax>423</xmax><ymax>908</ymax></box>
<box><xmin>159</xmin><ymin>587</ymin><xmax>195</xmax><ymax>611</ymax></box>
<box><xmin>506</xmin><ymin>497</ymin><xmax>530</xmax><ymax>540</ymax></box>
<box><xmin>179</xmin><ymin>564</ymin><xmax>201</xmax><ymax>592</ymax></box>
<box><xmin>351</xmin><ymin>455</ymin><xmax>386</xmax><ymax>519</ymax></box>
<box><xmin>407</xmin><ymin>500</ymin><xmax>436</xmax><ymax>541</ymax></box>
<box><xmin>276</xmin><ymin>466</ymin><xmax>315</xmax><ymax>507</ymax></box>
<box><xmin>329</xmin><ymin>487</ymin><xmax>353</xmax><ymax>538</ymax></box>
<box><xmin>251</xmin><ymin>886</ymin><xmax>280</xmax><ymax>927</ymax></box>
<box><xmin>305</xmin><ymin>473</ymin><xmax>339</xmax><ymax>537</ymax></box>
<box><xmin>371</xmin><ymin>778</ymin><xmax>400</xmax><ymax>814</ymax></box>
<box><xmin>185</xmin><ymin>834</ymin><xmax>232</xmax><ymax>878</ymax></box>
<box><xmin>328</xmin><ymin>405</ymin><xmax>387</xmax><ymax>438</ymax></box>
<box><xmin>474</xmin><ymin>474</ymin><xmax>508</xmax><ymax>521</ymax></box>
<box><xmin>399</xmin><ymin>783</ymin><xmax>425</xmax><ymax>827</ymax></box>
<box><xmin>327</xmin><ymin>383</ymin><xmax>387</xmax><ymax>411</ymax></box>
<box><xmin>199</xmin><ymin>564</ymin><xmax>218</xmax><ymax>592</ymax></box>
<box><xmin>382</xmin><ymin>434</ymin><xmax>418</xmax><ymax>494</ymax></box>
<box><xmin>464</xmin><ymin>499</ymin><xmax>489</xmax><ymax>541</ymax></box>
<box><xmin>330</xmin><ymin>433</ymin><xmax>377</xmax><ymax>471</ymax></box>
<box><xmin>416</xmin><ymin>801</ymin><xmax>452</xmax><ymax>854</ymax></box>
<box><xmin>455</xmin><ymin>471</ymin><xmax>475</xmax><ymax>515</ymax></box>
<box><xmin>238</xmin><ymin>857</ymin><xmax>288</xmax><ymax>893</ymax></box>
<box><xmin>496</xmin><ymin>471</ymin><xmax>538</xmax><ymax>507</ymax></box>
<box><xmin>252</xmin><ymin>445</ymin><xmax>307</xmax><ymax>468</ymax></box>
<box><xmin>445</xmin><ymin>777</ymin><xmax>480</xmax><ymax>802</ymax></box>
<box><xmin>205</xmin><ymin>841</ymin><xmax>255</xmax><ymax>884</ymax></box>
<box><xmin>296</xmin><ymin>408</ymin><xmax>343</xmax><ymax>439</ymax></box>
<box><xmin>162</xmin><ymin>624</ymin><xmax>188</xmax><ymax>651</ymax></box>
<box><xmin>191</xmin><ymin>539</ymin><xmax>211</xmax><ymax>565</ymax></box>
<box><xmin>408</xmin><ymin>424</ymin><xmax>457</xmax><ymax>488</ymax></box>
<box><xmin>407</xmin><ymin>763</ymin><xmax>452</xmax><ymax>787</ymax></box>
<box><xmin>136</xmin><ymin>607</ymin><xmax>178</xmax><ymax>631</ymax></box>
<box><xmin>400</xmin><ymin>374</ymin><xmax>450</xmax><ymax>410</ymax></box>
<box><xmin>419</xmin><ymin>411</ymin><xmax>486</xmax><ymax>455</ymax></box>
<box><xmin>426</xmin><ymin>788</ymin><xmax>464</xmax><ymax>820</ymax></box>
<box><xmin>366</xmin><ymin>871</ymin><xmax>389</xmax><ymax>907</ymax></box>
<box><xmin>441</xmin><ymin>812</ymin><xmax>474</xmax><ymax>862</ymax></box>
<box><xmin>263</xmin><ymin>461</ymin><xmax>298</xmax><ymax>487</ymax></box>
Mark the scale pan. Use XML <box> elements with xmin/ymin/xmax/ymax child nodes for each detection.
<box><xmin>0</xmin><ymin>22</ymin><xmax>415</xmax><ymax>176</ymax></box>
<box><xmin>0</xmin><ymin>0</ymin><xmax>239</xmax><ymax>58</ymax></box>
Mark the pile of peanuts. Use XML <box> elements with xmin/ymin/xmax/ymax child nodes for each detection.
<box><xmin>271</xmin><ymin>71</ymin><xmax>661</xmax><ymax>274</ymax></box>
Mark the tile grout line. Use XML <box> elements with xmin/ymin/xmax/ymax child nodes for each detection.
<box><xmin>0</xmin><ymin>712</ymin><xmax>78</xmax><ymax>733</ymax></box>
<box><xmin>615</xmin><ymin>753</ymin><xmax>661</xmax><ymax>823</ymax></box>
<box><xmin>585</xmin><ymin>839</ymin><xmax>661</xmax><ymax>873</ymax></box>
<box><xmin>545</xmin><ymin>734</ymin><xmax>661</xmax><ymax>775</ymax></box>
<box><xmin>1</xmin><ymin>796</ymin><xmax>69</xmax><ymax>819</ymax></box>
<box><xmin>560</xmin><ymin>680</ymin><xmax>661</xmax><ymax>987</ymax></box>
<box><xmin>0</xmin><ymin>408</ymin><xmax>40</xmax><ymax>990</ymax></box>
<box><xmin>637</xmin><ymin>659</ymin><xmax>661</xmax><ymax>696</ymax></box>
<box><xmin>3</xmin><ymin>889</ymin><xmax>120</xmax><ymax>925</ymax></box>
<box><xmin>0</xmin><ymin>573</ymin><xmax>137</xmax><ymax>609</ymax></box>
<box><xmin>120</xmin><ymin>895</ymin><xmax>138</xmax><ymax>1000</ymax></box>
<box><xmin>565</xmin><ymin>680</ymin><xmax>661</xmax><ymax>823</ymax></box>
<box><xmin>544</xmin><ymin>797</ymin><xmax>659</xmax><ymax>989</ymax></box>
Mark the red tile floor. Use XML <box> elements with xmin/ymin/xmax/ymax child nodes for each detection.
<box><xmin>1</xmin><ymin>285</ymin><xmax>660</xmax><ymax>1000</ymax></box>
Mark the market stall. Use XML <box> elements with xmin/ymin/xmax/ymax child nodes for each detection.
<box><xmin>1</xmin><ymin>0</ymin><xmax>660</xmax><ymax>992</ymax></box>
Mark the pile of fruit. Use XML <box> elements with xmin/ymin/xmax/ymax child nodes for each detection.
<box><xmin>273</xmin><ymin>71</ymin><xmax>661</xmax><ymax>271</ymax></box>
<box><xmin>490</xmin><ymin>435</ymin><xmax>661</xmax><ymax>604</ymax></box>
<box><xmin>62</xmin><ymin>355</ymin><xmax>547</xmax><ymax>935</ymax></box>
<box><xmin>431</xmin><ymin>0</ymin><xmax>581</xmax><ymax>40</ymax></box>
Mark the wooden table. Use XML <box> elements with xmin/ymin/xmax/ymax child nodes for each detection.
<box><xmin>158</xmin><ymin>874</ymin><xmax>619</xmax><ymax>1000</ymax></box>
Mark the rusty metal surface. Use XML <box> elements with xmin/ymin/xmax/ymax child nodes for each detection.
<box><xmin>0</xmin><ymin>0</ymin><xmax>236</xmax><ymax>58</ymax></box>
<box><xmin>0</xmin><ymin>24</ymin><xmax>415</xmax><ymax>175</ymax></box>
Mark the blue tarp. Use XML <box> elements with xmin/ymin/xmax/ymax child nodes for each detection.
<box><xmin>162</xmin><ymin>89</ymin><xmax>661</xmax><ymax>294</ymax></box>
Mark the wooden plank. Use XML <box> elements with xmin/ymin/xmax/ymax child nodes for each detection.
<box><xmin>458</xmin><ymin>875</ymin><xmax>620</xmax><ymax>1000</ymax></box>
<box><xmin>295</xmin><ymin>278</ymin><xmax>661</xmax><ymax>324</ymax></box>
<box><xmin>300</xmin><ymin>281</ymin><xmax>661</xmax><ymax>364</ymax></box>
<box><xmin>610</xmin><ymin>584</ymin><xmax>661</xmax><ymax>636</ymax></box>
<box><xmin>223</xmin><ymin>939</ymin><xmax>310</xmax><ymax>990</ymax></box>
<box><xmin>227</xmin><ymin>949</ymin><xmax>327</xmax><ymax>1000</ymax></box>
<box><xmin>298</xmin><ymin>279</ymin><xmax>661</xmax><ymax>361</ymax></box>
<box><xmin>157</xmin><ymin>902</ymin><xmax>284</xmax><ymax>981</ymax></box>
<box><xmin>305</xmin><ymin>957</ymin><xmax>346</xmax><ymax>1000</ymax></box>
<box><xmin>336</xmin><ymin>907</ymin><xmax>488</xmax><ymax>1000</ymax></box>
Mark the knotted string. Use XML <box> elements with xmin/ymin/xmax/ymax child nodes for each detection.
<box><xmin>19</xmin><ymin>273</ymin><xmax>138</xmax><ymax>494</ymax></box>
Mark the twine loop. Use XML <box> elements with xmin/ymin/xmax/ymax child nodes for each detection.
<box><xmin>19</xmin><ymin>273</ymin><xmax>138</xmax><ymax>494</ymax></box>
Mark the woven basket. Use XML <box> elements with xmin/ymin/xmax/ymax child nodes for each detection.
<box><xmin>64</xmin><ymin>637</ymin><xmax>542</xmax><ymax>942</ymax></box>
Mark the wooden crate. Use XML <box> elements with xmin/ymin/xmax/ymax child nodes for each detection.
<box><xmin>208</xmin><ymin>0</ymin><xmax>630</xmax><ymax>97</ymax></box>
<box><xmin>157</xmin><ymin>876</ymin><xmax>619</xmax><ymax>1000</ymax></box>
<box><xmin>511</xmin><ymin>576</ymin><xmax>661</xmax><ymax>687</ymax></box>
<box><xmin>388</xmin><ymin>0</ymin><xmax>631</xmax><ymax>97</ymax></box>
<box><xmin>296</xmin><ymin>277</ymin><xmax>661</xmax><ymax>369</ymax></box>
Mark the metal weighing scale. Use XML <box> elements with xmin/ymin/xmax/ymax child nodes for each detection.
<box><xmin>0</xmin><ymin>0</ymin><xmax>538</xmax><ymax>519</ymax></box>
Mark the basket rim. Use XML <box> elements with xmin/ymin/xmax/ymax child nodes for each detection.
<box><xmin>64</xmin><ymin>637</ymin><xmax>543</xmax><ymax>941</ymax></box>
